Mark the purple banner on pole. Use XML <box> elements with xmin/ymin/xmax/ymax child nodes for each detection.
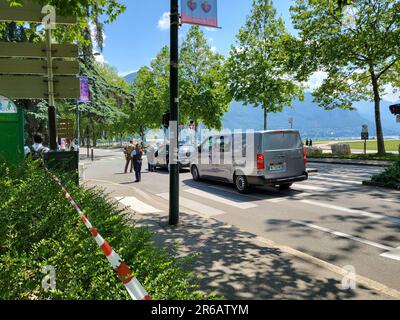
<box><xmin>181</xmin><ymin>0</ymin><xmax>218</xmax><ymax>28</ymax></box>
<box><xmin>79</xmin><ymin>76</ymin><xmax>90</xmax><ymax>103</ymax></box>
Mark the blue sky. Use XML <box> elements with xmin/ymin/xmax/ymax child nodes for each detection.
<box><xmin>97</xmin><ymin>0</ymin><xmax>398</xmax><ymax>102</ymax></box>
<box><xmin>100</xmin><ymin>0</ymin><xmax>295</xmax><ymax>76</ymax></box>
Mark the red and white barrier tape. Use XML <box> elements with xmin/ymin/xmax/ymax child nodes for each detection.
<box><xmin>45</xmin><ymin>168</ymin><xmax>152</xmax><ymax>301</ymax></box>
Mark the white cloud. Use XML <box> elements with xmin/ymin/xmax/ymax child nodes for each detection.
<box><xmin>205</xmin><ymin>27</ymin><xmax>216</xmax><ymax>32</ymax></box>
<box><xmin>305</xmin><ymin>71</ymin><xmax>328</xmax><ymax>91</ymax></box>
<box><xmin>382</xmin><ymin>84</ymin><xmax>400</xmax><ymax>103</ymax></box>
<box><xmin>158</xmin><ymin>12</ymin><xmax>170</xmax><ymax>30</ymax></box>
<box><xmin>94</xmin><ymin>54</ymin><xmax>107</xmax><ymax>64</ymax></box>
<box><xmin>210</xmin><ymin>46</ymin><xmax>217</xmax><ymax>53</ymax></box>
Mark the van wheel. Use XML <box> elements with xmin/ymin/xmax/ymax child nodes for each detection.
<box><xmin>191</xmin><ymin>165</ymin><xmax>201</xmax><ymax>181</ymax></box>
<box><xmin>279</xmin><ymin>183</ymin><xmax>293</xmax><ymax>190</ymax></box>
<box><xmin>235</xmin><ymin>175</ymin><xmax>250</xmax><ymax>194</ymax></box>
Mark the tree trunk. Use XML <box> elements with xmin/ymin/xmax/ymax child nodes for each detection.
<box><xmin>140</xmin><ymin>126</ymin><xmax>145</xmax><ymax>142</ymax></box>
<box><xmin>263</xmin><ymin>107</ymin><xmax>268</xmax><ymax>130</ymax></box>
<box><xmin>371</xmin><ymin>75</ymin><xmax>386</xmax><ymax>155</ymax></box>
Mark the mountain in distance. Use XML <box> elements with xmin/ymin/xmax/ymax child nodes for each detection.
<box><xmin>222</xmin><ymin>93</ymin><xmax>399</xmax><ymax>139</ymax></box>
<box><xmin>123</xmin><ymin>71</ymin><xmax>138</xmax><ymax>84</ymax></box>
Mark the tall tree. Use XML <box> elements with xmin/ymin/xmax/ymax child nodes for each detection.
<box><xmin>130</xmin><ymin>66</ymin><xmax>163</xmax><ymax>141</ymax></box>
<box><xmin>226</xmin><ymin>0</ymin><xmax>303</xmax><ymax>130</ymax></box>
<box><xmin>291</xmin><ymin>0</ymin><xmax>400</xmax><ymax>154</ymax></box>
<box><xmin>180</xmin><ymin>26</ymin><xmax>231</xmax><ymax>131</ymax></box>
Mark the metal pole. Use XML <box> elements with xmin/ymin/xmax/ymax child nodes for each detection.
<box><xmin>46</xmin><ymin>28</ymin><xmax>57</xmax><ymax>150</ymax></box>
<box><xmin>169</xmin><ymin>0</ymin><xmax>179</xmax><ymax>226</ymax></box>
<box><xmin>76</xmin><ymin>102</ymin><xmax>80</xmax><ymax>150</ymax></box>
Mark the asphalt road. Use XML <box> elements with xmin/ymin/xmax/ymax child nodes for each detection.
<box><xmin>81</xmin><ymin>148</ymin><xmax>400</xmax><ymax>298</ymax></box>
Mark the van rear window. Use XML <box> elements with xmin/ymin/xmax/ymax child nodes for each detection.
<box><xmin>262</xmin><ymin>132</ymin><xmax>302</xmax><ymax>151</ymax></box>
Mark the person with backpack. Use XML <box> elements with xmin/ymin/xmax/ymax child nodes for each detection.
<box><xmin>30</xmin><ymin>133</ymin><xmax>50</xmax><ymax>160</ymax></box>
<box><xmin>124</xmin><ymin>141</ymin><xmax>135</xmax><ymax>174</ymax></box>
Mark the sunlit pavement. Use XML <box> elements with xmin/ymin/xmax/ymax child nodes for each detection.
<box><xmin>81</xmin><ymin>149</ymin><xmax>400</xmax><ymax>300</ymax></box>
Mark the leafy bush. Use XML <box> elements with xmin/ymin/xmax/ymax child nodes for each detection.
<box><xmin>0</xmin><ymin>161</ymin><xmax>214</xmax><ymax>300</ymax></box>
<box><xmin>371</xmin><ymin>159</ymin><xmax>400</xmax><ymax>189</ymax></box>
<box><xmin>305</xmin><ymin>146</ymin><xmax>323</xmax><ymax>157</ymax></box>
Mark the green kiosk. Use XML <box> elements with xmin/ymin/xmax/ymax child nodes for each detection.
<box><xmin>0</xmin><ymin>95</ymin><xmax>24</xmax><ymax>166</ymax></box>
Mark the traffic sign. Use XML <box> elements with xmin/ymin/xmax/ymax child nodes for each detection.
<box><xmin>390</xmin><ymin>104</ymin><xmax>400</xmax><ymax>115</ymax></box>
<box><xmin>0</xmin><ymin>0</ymin><xmax>76</xmax><ymax>24</ymax></box>
<box><xmin>0</xmin><ymin>42</ymin><xmax>79</xmax><ymax>58</ymax></box>
<box><xmin>0</xmin><ymin>59</ymin><xmax>80</xmax><ymax>75</ymax></box>
<box><xmin>0</xmin><ymin>75</ymin><xmax>80</xmax><ymax>99</ymax></box>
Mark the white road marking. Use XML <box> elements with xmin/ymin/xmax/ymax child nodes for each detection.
<box><xmin>300</xmin><ymin>199</ymin><xmax>400</xmax><ymax>225</ymax></box>
<box><xmin>291</xmin><ymin>220</ymin><xmax>393</xmax><ymax>251</ymax></box>
<box><xmin>115</xmin><ymin>196</ymin><xmax>162</xmax><ymax>214</ymax></box>
<box><xmin>311</xmin><ymin>176</ymin><xmax>363</xmax><ymax>185</ymax></box>
<box><xmin>157</xmin><ymin>192</ymin><xmax>225</xmax><ymax>217</ymax></box>
<box><xmin>380</xmin><ymin>247</ymin><xmax>400</xmax><ymax>261</ymax></box>
<box><xmin>292</xmin><ymin>184</ymin><xmax>330</xmax><ymax>192</ymax></box>
<box><xmin>184</xmin><ymin>188</ymin><xmax>258</xmax><ymax>210</ymax></box>
<box><xmin>381</xmin><ymin>198</ymin><xmax>400</xmax><ymax>204</ymax></box>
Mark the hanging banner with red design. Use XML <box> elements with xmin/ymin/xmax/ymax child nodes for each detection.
<box><xmin>181</xmin><ymin>0</ymin><xmax>218</xmax><ymax>28</ymax></box>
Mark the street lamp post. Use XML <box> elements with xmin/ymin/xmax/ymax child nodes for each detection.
<box><xmin>169</xmin><ymin>0</ymin><xmax>180</xmax><ymax>226</ymax></box>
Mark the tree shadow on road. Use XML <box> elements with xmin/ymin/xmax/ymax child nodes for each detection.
<box><xmin>135</xmin><ymin>211</ymin><xmax>380</xmax><ymax>300</ymax></box>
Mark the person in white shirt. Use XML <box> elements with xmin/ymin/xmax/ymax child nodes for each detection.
<box><xmin>30</xmin><ymin>133</ymin><xmax>50</xmax><ymax>160</ymax></box>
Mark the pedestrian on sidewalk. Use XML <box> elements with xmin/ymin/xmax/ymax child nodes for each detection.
<box><xmin>132</xmin><ymin>144</ymin><xmax>143</xmax><ymax>183</ymax></box>
<box><xmin>124</xmin><ymin>140</ymin><xmax>134</xmax><ymax>174</ymax></box>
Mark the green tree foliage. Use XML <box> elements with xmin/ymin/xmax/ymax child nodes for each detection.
<box><xmin>291</xmin><ymin>0</ymin><xmax>400</xmax><ymax>154</ymax></box>
<box><xmin>226</xmin><ymin>0</ymin><xmax>303</xmax><ymax>130</ymax></box>
<box><xmin>180</xmin><ymin>26</ymin><xmax>231</xmax><ymax>131</ymax></box>
<box><xmin>130</xmin><ymin>67</ymin><xmax>161</xmax><ymax>141</ymax></box>
<box><xmin>76</xmin><ymin>59</ymin><xmax>134</xmax><ymax>146</ymax></box>
<box><xmin>151</xmin><ymin>46</ymin><xmax>170</xmax><ymax>118</ymax></box>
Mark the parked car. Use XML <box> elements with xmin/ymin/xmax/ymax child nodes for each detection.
<box><xmin>191</xmin><ymin>130</ymin><xmax>308</xmax><ymax>193</ymax></box>
<box><xmin>155</xmin><ymin>144</ymin><xmax>196</xmax><ymax>171</ymax></box>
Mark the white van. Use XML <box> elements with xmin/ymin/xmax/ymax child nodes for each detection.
<box><xmin>191</xmin><ymin>130</ymin><xmax>308</xmax><ymax>193</ymax></box>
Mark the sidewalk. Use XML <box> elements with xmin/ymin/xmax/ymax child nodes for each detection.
<box><xmin>83</xmin><ymin>178</ymin><xmax>394</xmax><ymax>300</ymax></box>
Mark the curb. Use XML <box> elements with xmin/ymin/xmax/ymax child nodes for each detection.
<box><xmin>308</xmin><ymin>159</ymin><xmax>393</xmax><ymax>167</ymax></box>
<box><xmin>362</xmin><ymin>180</ymin><xmax>400</xmax><ymax>190</ymax></box>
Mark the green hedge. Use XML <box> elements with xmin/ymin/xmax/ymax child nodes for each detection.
<box><xmin>371</xmin><ymin>159</ymin><xmax>400</xmax><ymax>190</ymax></box>
<box><xmin>0</xmin><ymin>161</ymin><xmax>215</xmax><ymax>300</ymax></box>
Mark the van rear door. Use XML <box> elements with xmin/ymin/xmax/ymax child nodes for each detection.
<box><xmin>261</xmin><ymin>131</ymin><xmax>305</xmax><ymax>179</ymax></box>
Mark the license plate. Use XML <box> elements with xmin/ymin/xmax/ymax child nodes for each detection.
<box><xmin>269</xmin><ymin>162</ymin><xmax>287</xmax><ymax>173</ymax></box>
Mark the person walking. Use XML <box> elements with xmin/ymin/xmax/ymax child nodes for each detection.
<box><xmin>132</xmin><ymin>144</ymin><xmax>143</xmax><ymax>183</ymax></box>
<box><xmin>124</xmin><ymin>141</ymin><xmax>134</xmax><ymax>174</ymax></box>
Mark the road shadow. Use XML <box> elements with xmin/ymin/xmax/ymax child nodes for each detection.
<box><xmin>135</xmin><ymin>211</ymin><xmax>380</xmax><ymax>300</ymax></box>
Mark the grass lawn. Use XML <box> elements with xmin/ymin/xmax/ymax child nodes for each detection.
<box><xmin>346</xmin><ymin>140</ymin><xmax>400</xmax><ymax>152</ymax></box>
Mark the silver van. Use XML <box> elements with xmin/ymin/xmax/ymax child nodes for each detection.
<box><xmin>191</xmin><ymin>130</ymin><xmax>308</xmax><ymax>193</ymax></box>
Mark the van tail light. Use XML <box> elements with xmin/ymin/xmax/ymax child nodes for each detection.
<box><xmin>303</xmin><ymin>147</ymin><xmax>308</xmax><ymax>166</ymax></box>
<box><xmin>257</xmin><ymin>154</ymin><xmax>265</xmax><ymax>170</ymax></box>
